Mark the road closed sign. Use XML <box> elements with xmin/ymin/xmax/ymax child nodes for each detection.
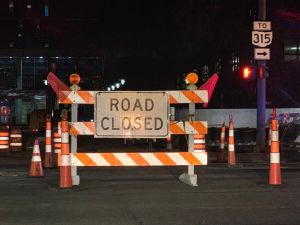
<box><xmin>95</xmin><ymin>91</ymin><xmax>169</xmax><ymax>138</ymax></box>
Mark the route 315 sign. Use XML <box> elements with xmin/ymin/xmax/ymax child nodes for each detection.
<box><xmin>252</xmin><ymin>31</ymin><xmax>273</xmax><ymax>47</ymax></box>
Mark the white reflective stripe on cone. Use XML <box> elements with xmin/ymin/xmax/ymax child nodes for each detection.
<box><xmin>10</xmin><ymin>143</ymin><xmax>22</xmax><ymax>146</ymax></box>
<box><xmin>228</xmin><ymin>144</ymin><xmax>235</xmax><ymax>151</ymax></box>
<box><xmin>32</xmin><ymin>156</ymin><xmax>41</xmax><ymax>162</ymax></box>
<box><xmin>271</xmin><ymin>131</ymin><xmax>279</xmax><ymax>142</ymax></box>
<box><xmin>221</xmin><ymin>133</ymin><xmax>225</xmax><ymax>138</ymax></box>
<box><xmin>33</xmin><ymin>145</ymin><xmax>40</xmax><ymax>153</ymax></box>
<box><xmin>220</xmin><ymin>143</ymin><xmax>225</xmax><ymax>149</ymax></box>
<box><xmin>54</xmin><ymin>138</ymin><xmax>61</xmax><ymax>143</ymax></box>
<box><xmin>270</xmin><ymin>152</ymin><xmax>280</xmax><ymax>163</ymax></box>
<box><xmin>194</xmin><ymin>139</ymin><xmax>205</xmax><ymax>144</ymax></box>
<box><xmin>46</xmin><ymin>130</ymin><xmax>51</xmax><ymax>137</ymax></box>
<box><xmin>61</xmin><ymin>133</ymin><xmax>69</xmax><ymax>144</ymax></box>
<box><xmin>61</xmin><ymin>155</ymin><xmax>70</xmax><ymax>166</ymax></box>
<box><xmin>54</xmin><ymin>149</ymin><xmax>61</xmax><ymax>154</ymax></box>
<box><xmin>0</xmin><ymin>137</ymin><xmax>9</xmax><ymax>140</ymax></box>
<box><xmin>45</xmin><ymin>145</ymin><xmax>52</xmax><ymax>153</ymax></box>
<box><xmin>229</xmin><ymin>130</ymin><xmax>234</xmax><ymax>136</ymax></box>
<box><xmin>0</xmin><ymin>145</ymin><xmax>9</xmax><ymax>148</ymax></box>
<box><xmin>10</xmin><ymin>134</ymin><xmax>22</xmax><ymax>138</ymax></box>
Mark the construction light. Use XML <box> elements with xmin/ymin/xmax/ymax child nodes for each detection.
<box><xmin>111</xmin><ymin>85</ymin><xmax>115</xmax><ymax>91</ymax></box>
<box><xmin>242</xmin><ymin>66</ymin><xmax>257</xmax><ymax>79</ymax></box>
<box><xmin>107</xmin><ymin>87</ymin><xmax>111</xmax><ymax>91</ymax></box>
<box><xmin>115</xmin><ymin>83</ymin><xmax>120</xmax><ymax>88</ymax></box>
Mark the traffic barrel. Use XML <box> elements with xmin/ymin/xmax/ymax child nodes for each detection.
<box><xmin>9</xmin><ymin>126</ymin><xmax>22</xmax><ymax>151</ymax></box>
<box><xmin>29</xmin><ymin>139</ymin><xmax>44</xmax><ymax>177</ymax></box>
<box><xmin>228</xmin><ymin>115</ymin><xmax>236</xmax><ymax>166</ymax></box>
<box><xmin>194</xmin><ymin>134</ymin><xmax>206</xmax><ymax>152</ymax></box>
<box><xmin>217</xmin><ymin>122</ymin><xmax>225</xmax><ymax>162</ymax></box>
<box><xmin>0</xmin><ymin>126</ymin><xmax>9</xmax><ymax>152</ymax></box>
<box><xmin>44</xmin><ymin>115</ymin><xmax>53</xmax><ymax>168</ymax></box>
<box><xmin>53</xmin><ymin>122</ymin><xmax>61</xmax><ymax>164</ymax></box>
<box><xmin>60</xmin><ymin>112</ymin><xmax>72</xmax><ymax>188</ymax></box>
<box><xmin>269</xmin><ymin>109</ymin><xmax>281</xmax><ymax>185</ymax></box>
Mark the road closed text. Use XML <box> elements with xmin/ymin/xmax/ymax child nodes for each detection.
<box><xmin>95</xmin><ymin>92</ymin><xmax>168</xmax><ymax>138</ymax></box>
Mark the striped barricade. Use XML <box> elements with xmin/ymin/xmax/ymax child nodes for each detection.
<box><xmin>58</xmin><ymin>152</ymin><xmax>207</xmax><ymax>167</ymax></box>
<box><xmin>59</xmin><ymin>90</ymin><xmax>208</xmax><ymax>105</ymax></box>
<box><xmin>69</xmin><ymin>121</ymin><xmax>208</xmax><ymax>136</ymax></box>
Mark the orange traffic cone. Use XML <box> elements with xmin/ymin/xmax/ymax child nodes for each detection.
<box><xmin>269</xmin><ymin>108</ymin><xmax>281</xmax><ymax>185</ymax></box>
<box><xmin>29</xmin><ymin>139</ymin><xmax>44</xmax><ymax>177</ymax></box>
<box><xmin>44</xmin><ymin>115</ymin><xmax>53</xmax><ymax>168</ymax></box>
<box><xmin>217</xmin><ymin>122</ymin><xmax>225</xmax><ymax>162</ymax></box>
<box><xmin>166</xmin><ymin>136</ymin><xmax>172</xmax><ymax>150</ymax></box>
<box><xmin>228</xmin><ymin>115</ymin><xmax>236</xmax><ymax>166</ymax></box>
<box><xmin>60</xmin><ymin>112</ymin><xmax>72</xmax><ymax>188</ymax></box>
<box><xmin>194</xmin><ymin>134</ymin><xmax>206</xmax><ymax>152</ymax></box>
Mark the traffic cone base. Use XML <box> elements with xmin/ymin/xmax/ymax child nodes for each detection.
<box><xmin>269</xmin><ymin>163</ymin><xmax>281</xmax><ymax>185</ymax></box>
<box><xmin>228</xmin><ymin>151</ymin><xmax>236</xmax><ymax>166</ymax></box>
<box><xmin>29</xmin><ymin>139</ymin><xmax>44</xmax><ymax>177</ymax></box>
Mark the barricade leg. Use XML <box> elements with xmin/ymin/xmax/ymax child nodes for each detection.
<box><xmin>71</xmin><ymin>102</ymin><xmax>80</xmax><ymax>185</ymax></box>
<box><xmin>179</xmin><ymin>102</ymin><xmax>197</xmax><ymax>186</ymax></box>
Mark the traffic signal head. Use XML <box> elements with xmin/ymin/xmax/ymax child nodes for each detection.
<box><xmin>242</xmin><ymin>66</ymin><xmax>257</xmax><ymax>79</ymax></box>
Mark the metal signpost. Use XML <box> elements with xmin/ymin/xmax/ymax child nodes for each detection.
<box><xmin>252</xmin><ymin>0</ymin><xmax>272</xmax><ymax>151</ymax></box>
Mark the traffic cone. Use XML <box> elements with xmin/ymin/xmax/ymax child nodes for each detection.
<box><xmin>29</xmin><ymin>139</ymin><xmax>44</xmax><ymax>177</ymax></box>
<box><xmin>217</xmin><ymin>122</ymin><xmax>225</xmax><ymax>162</ymax></box>
<box><xmin>228</xmin><ymin>115</ymin><xmax>236</xmax><ymax>166</ymax></box>
<box><xmin>53</xmin><ymin>122</ymin><xmax>62</xmax><ymax>165</ymax></box>
<box><xmin>194</xmin><ymin>134</ymin><xmax>206</xmax><ymax>152</ymax></box>
<box><xmin>60</xmin><ymin>113</ymin><xmax>72</xmax><ymax>188</ymax></box>
<box><xmin>166</xmin><ymin>136</ymin><xmax>172</xmax><ymax>150</ymax></box>
<box><xmin>269</xmin><ymin>108</ymin><xmax>281</xmax><ymax>185</ymax></box>
<box><xmin>44</xmin><ymin>115</ymin><xmax>53</xmax><ymax>168</ymax></box>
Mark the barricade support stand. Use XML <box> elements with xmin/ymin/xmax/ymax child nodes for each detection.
<box><xmin>179</xmin><ymin>84</ymin><xmax>198</xmax><ymax>186</ymax></box>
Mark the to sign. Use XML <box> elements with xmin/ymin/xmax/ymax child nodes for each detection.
<box><xmin>252</xmin><ymin>31</ymin><xmax>273</xmax><ymax>47</ymax></box>
<box><xmin>253</xmin><ymin>21</ymin><xmax>271</xmax><ymax>31</ymax></box>
<box><xmin>95</xmin><ymin>91</ymin><xmax>169</xmax><ymax>138</ymax></box>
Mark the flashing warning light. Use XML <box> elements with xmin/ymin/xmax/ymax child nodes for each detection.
<box><xmin>69</xmin><ymin>73</ymin><xmax>80</xmax><ymax>85</ymax></box>
<box><xmin>186</xmin><ymin>72</ymin><xmax>198</xmax><ymax>84</ymax></box>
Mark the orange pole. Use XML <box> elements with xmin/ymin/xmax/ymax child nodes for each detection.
<box><xmin>269</xmin><ymin>108</ymin><xmax>281</xmax><ymax>185</ymax></box>
<box><xmin>217</xmin><ymin>123</ymin><xmax>225</xmax><ymax>162</ymax></box>
<box><xmin>60</xmin><ymin>112</ymin><xmax>72</xmax><ymax>188</ymax></box>
<box><xmin>44</xmin><ymin>115</ymin><xmax>53</xmax><ymax>168</ymax></box>
<box><xmin>228</xmin><ymin>115</ymin><xmax>236</xmax><ymax>166</ymax></box>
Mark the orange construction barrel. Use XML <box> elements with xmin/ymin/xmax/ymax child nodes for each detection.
<box><xmin>0</xmin><ymin>126</ymin><xmax>10</xmax><ymax>152</ymax></box>
<box><xmin>9</xmin><ymin>126</ymin><xmax>22</xmax><ymax>152</ymax></box>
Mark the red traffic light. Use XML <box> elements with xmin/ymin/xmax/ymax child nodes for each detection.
<box><xmin>242</xmin><ymin>66</ymin><xmax>257</xmax><ymax>79</ymax></box>
<box><xmin>243</xmin><ymin>67</ymin><xmax>251</xmax><ymax>78</ymax></box>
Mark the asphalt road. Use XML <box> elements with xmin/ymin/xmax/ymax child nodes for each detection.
<box><xmin>1</xmin><ymin>165</ymin><xmax>300</xmax><ymax>225</ymax></box>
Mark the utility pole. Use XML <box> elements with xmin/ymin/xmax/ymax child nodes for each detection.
<box><xmin>256</xmin><ymin>0</ymin><xmax>267</xmax><ymax>152</ymax></box>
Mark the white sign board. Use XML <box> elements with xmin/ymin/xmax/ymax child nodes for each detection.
<box><xmin>95</xmin><ymin>91</ymin><xmax>169</xmax><ymax>138</ymax></box>
<box><xmin>254</xmin><ymin>48</ymin><xmax>270</xmax><ymax>60</ymax></box>
<box><xmin>252</xmin><ymin>31</ymin><xmax>273</xmax><ymax>47</ymax></box>
<box><xmin>253</xmin><ymin>21</ymin><xmax>271</xmax><ymax>31</ymax></box>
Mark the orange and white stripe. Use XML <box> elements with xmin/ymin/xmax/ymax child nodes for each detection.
<box><xmin>53</xmin><ymin>123</ymin><xmax>61</xmax><ymax>154</ymax></box>
<box><xmin>217</xmin><ymin>123</ymin><xmax>226</xmax><ymax>162</ymax></box>
<box><xmin>269</xmin><ymin>110</ymin><xmax>281</xmax><ymax>185</ymax></box>
<box><xmin>170</xmin><ymin>121</ymin><xmax>207</xmax><ymax>135</ymax></box>
<box><xmin>59</xmin><ymin>91</ymin><xmax>95</xmax><ymax>104</ymax></box>
<box><xmin>69</xmin><ymin>121</ymin><xmax>208</xmax><ymax>136</ymax></box>
<box><xmin>0</xmin><ymin>130</ymin><xmax>9</xmax><ymax>150</ymax></box>
<box><xmin>194</xmin><ymin>134</ymin><xmax>206</xmax><ymax>152</ymax></box>
<box><xmin>58</xmin><ymin>90</ymin><xmax>208</xmax><ymax>105</ymax></box>
<box><xmin>168</xmin><ymin>90</ymin><xmax>208</xmax><ymax>104</ymax></box>
<box><xmin>228</xmin><ymin>116</ymin><xmax>236</xmax><ymax>166</ymax></box>
<box><xmin>58</xmin><ymin>152</ymin><xmax>207</xmax><ymax>167</ymax></box>
<box><xmin>44</xmin><ymin>116</ymin><xmax>53</xmax><ymax>168</ymax></box>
